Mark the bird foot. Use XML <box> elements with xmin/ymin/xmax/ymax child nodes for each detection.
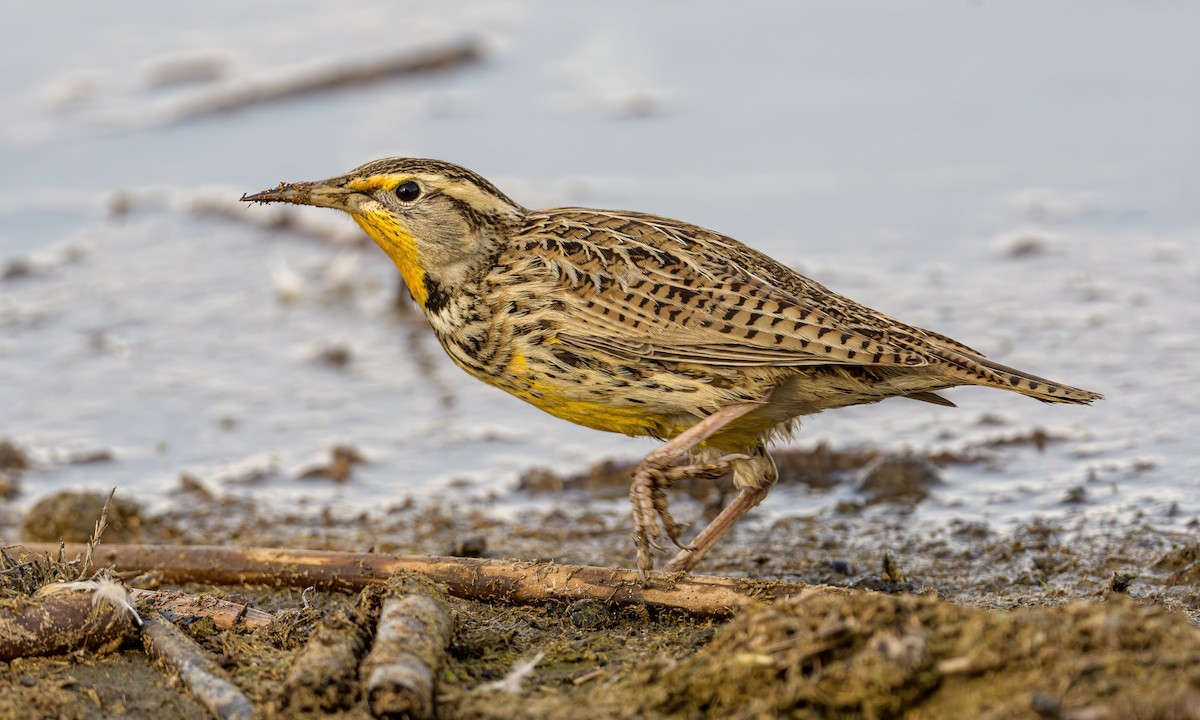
<box><xmin>630</xmin><ymin>452</ymin><xmax>749</xmax><ymax>582</ymax></box>
<box><xmin>623</xmin><ymin>397</ymin><xmax>769</xmax><ymax>584</ymax></box>
<box><xmin>664</xmin><ymin>485</ymin><xmax>771</xmax><ymax>573</ymax></box>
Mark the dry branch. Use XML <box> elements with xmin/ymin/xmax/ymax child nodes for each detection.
<box><xmin>0</xmin><ymin>589</ymin><xmax>134</xmax><ymax>661</ymax></box>
<box><xmin>361</xmin><ymin>574</ymin><xmax>455</xmax><ymax>720</ymax></box>
<box><xmin>20</xmin><ymin>543</ymin><xmax>805</xmax><ymax>618</ymax></box>
<box><xmin>141</xmin><ymin>613</ymin><xmax>255</xmax><ymax>720</ymax></box>
<box><xmin>283</xmin><ymin>585</ymin><xmax>382</xmax><ymax>713</ymax></box>
<box><xmin>130</xmin><ymin>588</ymin><xmax>274</xmax><ymax>630</ymax></box>
<box><xmin>161</xmin><ymin>40</ymin><xmax>483</xmax><ymax>123</ymax></box>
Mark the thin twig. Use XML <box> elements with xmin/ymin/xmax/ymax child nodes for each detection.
<box><xmin>78</xmin><ymin>488</ymin><xmax>116</xmax><ymax>580</ymax></box>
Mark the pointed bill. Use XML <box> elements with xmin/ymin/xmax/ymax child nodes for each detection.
<box><xmin>241</xmin><ymin>180</ymin><xmax>358</xmax><ymax>212</ymax></box>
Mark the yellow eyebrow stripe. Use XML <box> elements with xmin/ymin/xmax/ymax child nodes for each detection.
<box><xmin>345</xmin><ymin>174</ymin><xmax>408</xmax><ymax>192</ymax></box>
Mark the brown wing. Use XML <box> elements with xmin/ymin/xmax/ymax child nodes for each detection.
<box><xmin>498</xmin><ymin>208</ymin><xmax>929</xmax><ymax>369</ymax></box>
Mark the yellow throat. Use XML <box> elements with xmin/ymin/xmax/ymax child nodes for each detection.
<box><xmin>352</xmin><ymin>211</ymin><xmax>429</xmax><ymax>309</ymax></box>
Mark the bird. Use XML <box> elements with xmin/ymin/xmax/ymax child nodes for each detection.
<box><xmin>242</xmin><ymin>157</ymin><xmax>1102</xmax><ymax>580</ymax></box>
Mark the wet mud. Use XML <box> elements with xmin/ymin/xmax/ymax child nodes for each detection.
<box><xmin>2</xmin><ymin>451</ymin><xmax>1197</xmax><ymax>719</ymax></box>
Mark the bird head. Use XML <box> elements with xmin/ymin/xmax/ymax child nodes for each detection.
<box><xmin>242</xmin><ymin>158</ymin><xmax>525</xmax><ymax>309</ymax></box>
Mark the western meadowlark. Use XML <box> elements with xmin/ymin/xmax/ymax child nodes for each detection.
<box><xmin>243</xmin><ymin>158</ymin><xmax>1102</xmax><ymax>579</ymax></box>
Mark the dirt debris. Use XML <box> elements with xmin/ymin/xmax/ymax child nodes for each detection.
<box><xmin>21</xmin><ymin>490</ymin><xmax>148</xmax><ymax>544</ymax></box>
<box><xmin>1</xmin><ymin>462</ymin><xmax>1198</xmax><ymax>719</ymax></box>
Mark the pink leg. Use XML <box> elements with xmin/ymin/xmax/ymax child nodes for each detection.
<box><xmin>664</xmin><ymin>485</ymin><xmax>771</xmax><ymax>572</ymax></box>
<box><xmin>629</xmin><ymin>396</ymin><xmax>769</xmax><ymax>581</ymax></box>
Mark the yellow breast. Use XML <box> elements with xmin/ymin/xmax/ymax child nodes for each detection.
<box><xmin>500</xmin><ymin>352</ymin><xmax>678</xmax><ymax>437</ymax></box>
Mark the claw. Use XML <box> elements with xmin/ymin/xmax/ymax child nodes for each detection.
<box><xmin>626</xmin><ymin>396</ymin><xmax>769</xmax><ymax>576</ymax></box>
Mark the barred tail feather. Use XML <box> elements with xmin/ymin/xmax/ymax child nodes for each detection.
<box><xmin>923</xmin><ymin>345</ymin><xmax>1102</xmax><ymax>405</ymax></box>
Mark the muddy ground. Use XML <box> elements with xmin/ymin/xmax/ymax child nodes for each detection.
<box><xmin>1</xmin><ymin>444</ymin><xmax>1198</xmax><ymax>719</ymax></box>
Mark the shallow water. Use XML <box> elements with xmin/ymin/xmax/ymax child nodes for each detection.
<box><xmin>1</xmin><ymin>1</ymin><xmax>1197</xmax><ymax>538</ymax></box>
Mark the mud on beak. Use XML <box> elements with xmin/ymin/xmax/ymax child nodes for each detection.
<box><xmin>241</xmin><ymin>180</ymin><xmax>357</xmax><ymax>212</ymax></box>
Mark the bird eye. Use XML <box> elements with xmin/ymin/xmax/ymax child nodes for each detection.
<box><xmin>395</xmin><ymin>180</ymin><xmax>421</xmax><ymax>202</ymax></box>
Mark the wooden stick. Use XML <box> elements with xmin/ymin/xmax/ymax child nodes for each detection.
<box><xmin>141</xmin><ymin>613</ymin><xmax>255</xmax><ymax>720</ymax></box>
<box><xmin>0</xmin><ymin>590</ymin><xmax>134</xmax><ymax>661</ymax></box>
<box><xmin>130</xmin><ymin>588</ymin><xmax>274</xmax><ymax>630</ymax></box>
<box><xmin>282</xmin><ymin>586</ymin><xmax>382</xmax><ymax>713</ymax></box>
<box><xmin>361</xmin><ymin>574</ymin><xmax>455</xmax><ymax>720</ymax></box>
<box><xmin>19</xmin><ymin>544</ymin><xmax>805</xmax><ymax>618</ymax></box>
<box><xmin>161</xmin><ymin>40</ymin><xmax>483</xmax><ymax>123</ymax></box>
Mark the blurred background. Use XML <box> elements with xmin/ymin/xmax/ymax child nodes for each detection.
<box><xmin>1</xmin><ymin>1</ymin><xmax>1197</xmax><ymax>535</ymax></box>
